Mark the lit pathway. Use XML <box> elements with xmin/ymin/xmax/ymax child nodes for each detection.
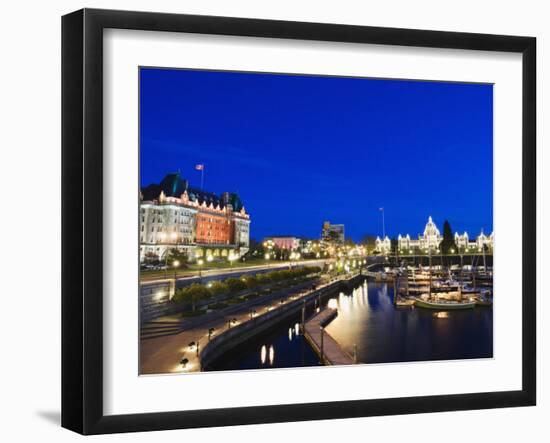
<box><xmin>142</xmin><ymin>259</ymin><xmax>329</xmax><ymax>284</ymax></box>
<box><xmin>304</xmin><ymin>308</ymin><xmax>355</xmax><ymax>366</ymax></box>
<box><xmin>140</xmin><ymin>273</ymin><xmax>355</xmax><ymax>375</ymax></box>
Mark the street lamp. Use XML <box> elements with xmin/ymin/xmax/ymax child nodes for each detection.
<box><xmin>197</xmin><ymin>258</ymin><xmax>204</xmax><ymax>283</ymax></box>
<box><xmin>320</xmin><ymin>326</ymin><xmax>325</xmax><ymax>363</ymax></box>
<box><xmin>173</xmin><ymin>260</ymin><xmax>180</xmax><ymax>282</ymax></box>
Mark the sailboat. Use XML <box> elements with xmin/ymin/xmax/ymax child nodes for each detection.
<box><xmin>414</xmin><ymin>247</ymin><xmax>475</xmax><ymax>310</ymax></box>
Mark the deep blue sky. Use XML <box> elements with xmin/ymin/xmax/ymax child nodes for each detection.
<box><xmin>140</xmin><ymin>68</ymin><xmax>493</xmax><ymax>242</ymax></box>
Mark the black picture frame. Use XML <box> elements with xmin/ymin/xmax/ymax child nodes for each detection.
<box><xmin>62</xmin><ymin>8</ymin><xmax>536</xmax><ymax>435</ymax></box>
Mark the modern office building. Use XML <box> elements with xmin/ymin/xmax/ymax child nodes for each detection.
<box><xmin>321</xmin><ymin>221</ymin><xmax>345</xmax><ymax>245</ymax></box>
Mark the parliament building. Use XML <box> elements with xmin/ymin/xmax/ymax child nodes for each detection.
<box><xmin>375</xmin><ymin>216</ymin><xmax>494</xmax><ymax>254</ymax></box>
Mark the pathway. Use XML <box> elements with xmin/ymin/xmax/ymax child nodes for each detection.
<box><xmin>304</xmin><ymin>308</ymin><xmax>355</xmax><ymax>366</ymax></box>
<box><xmin>140</xmin><ymin>273</ymin><xmax>358</xmax><ymax>374</ymax></box>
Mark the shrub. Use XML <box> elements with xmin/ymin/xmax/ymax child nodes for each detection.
<box><xmin>209</xmin><ymin>280</ymin><xmax>229</xmax><ymax>296</ymax></box>
<box><xmin>225</xmin><ymin>277</ymin><xmax>247</xmax><ymax>293</ymax></box>
<box><xmin>256</xmin><ymin>273</ymin><xmax>272</xmax><ymax>284</ymax></box>
<box><xmin>173</xmin><ymin>283</ymin><xmax>211</xmax><ymax>311</ymax></box>
<box><xmin>208</xmin><ymin>302</ymin><xmax>228</xmax><ymax>310</ymax></box>
<box><xmin>244</xmin><ymin>275</ymin><xmax>259</xmax><ymax>289</ymax></box>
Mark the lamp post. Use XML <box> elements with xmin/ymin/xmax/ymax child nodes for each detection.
<box><xmin>379</xmin><ymin>207</ymin><xmax>386</xmax><ymax>239</ymax></box>
<box><xmin>173</xmin><ymin>260</ymin><xmax>180</xmax><ymax>283</ymax></box>
<box><xmin>197</xmin><ymin>259</ymin><xmax>204</xmax><ymax>283</ymax></box>
<box><xmin>158</xmin><ymin>232</ymin><xmax>167</xmax><ymax>279</ymax></box>
<box><xmin>228</xmin><ymin>252</ymin><xmax>237</xmax><ymax>268</ymax></box>
<box><xmin>320</xmin><ymin>326</ymin><xmax>325</xmax><ymax>364</ymax></box>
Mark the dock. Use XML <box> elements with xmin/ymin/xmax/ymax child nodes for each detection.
<box><xmin>304</xmin><ymin>308</ymin><xmax>354</xmax><ymax>366</ymax></box>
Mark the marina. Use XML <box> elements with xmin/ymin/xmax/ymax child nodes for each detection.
<box><xmin>205</xmin><ymin>264</ymin><xmax>493</xmax><ymax>370</ymax></box>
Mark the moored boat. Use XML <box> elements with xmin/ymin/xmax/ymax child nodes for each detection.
<box><xmin>414</xmin><ymin>297</ymin><xmax>475</xmax><ymax>310</ymax></box>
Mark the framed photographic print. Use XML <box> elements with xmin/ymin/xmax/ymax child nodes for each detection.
<box><xmin>62</xmin><ymin>8</ymin><xmax>536</xmax><ymax>435</ymax></box>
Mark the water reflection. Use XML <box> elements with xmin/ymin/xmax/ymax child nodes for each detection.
<box><xmin>325</xmin><ymin>281</ymin><xmax>493</xmax><ymax>364</ymax></box>
<box><xmin>207</xmin><ymin>280</ymin><xmax>492</xmax><ymax>371</ymax></box>
<box><xmin>207</xmin><ymin>313</ymin><xmax>321</xmax><ymax>371</ymax></box>
<box><xmin>260</xmin><ymin>345</ymin><xmax>266</xmax><ymax>364</ymax></box>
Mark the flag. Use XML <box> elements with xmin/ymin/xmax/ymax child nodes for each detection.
<box><xmin>195</xmin><ymin>164</ymin><xmax>204</xmax><ymax>171</ymax></box>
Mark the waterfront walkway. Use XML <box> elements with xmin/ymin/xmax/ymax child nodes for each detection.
<box><xmin>304</xmin><ymin>308</ymin><xmax>354</xmax><ymax>366</ymax></box>
<box><xmin>140</xmin><ymin>273</ymin><xmax>361</xmax><ymax>374</ymax></box>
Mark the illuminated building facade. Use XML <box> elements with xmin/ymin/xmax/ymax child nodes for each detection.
<box><xmin>375</xmin><ymin>236</ymin><xmax>392</xmax><ymax>254</ymax></box>
<box><xmin>321</xmin><ymin>221</ymin><xmax>345</xmax><ymax>245</ymax></box>
<box><xmin>263</xmin><ymin>236</ymin><xmax>301</xmax><ymax>251</ymax></box>
<box><xmin>140</xmin><ymin>173</ymin><xmax>250</xmax><ymax>262</ymax></box>
<box><xmin>395</xmin><ymin>216</ymin><xmax>493</xmax><ymax>253</ymax></box>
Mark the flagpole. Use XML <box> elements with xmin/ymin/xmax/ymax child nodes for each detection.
<box><xmin>200</xmin><ymin>167</ymin><xmax>204</xmax><ymax>190</ymax></box>
<box><xmin>380</xmin><ymin>207</ymin><xmax>386</xmax><ymax>238</ymax></box>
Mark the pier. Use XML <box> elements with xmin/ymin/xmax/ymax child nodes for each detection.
<box><xmin>304</xmin><ymin>308</ymin><xmax>354</xmax><ymax>365</ymax></box>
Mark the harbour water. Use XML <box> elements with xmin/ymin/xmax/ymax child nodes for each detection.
<box><xmin>205</xmin><ymin>313</ymin><xmax>321</xmax><ymax>371</ymax></box>
<box><xmin>206</xmin><ymin>279</ymin><xmax>493</xmax><ymax>371</ymax></box>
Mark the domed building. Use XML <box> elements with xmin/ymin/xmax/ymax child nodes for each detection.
<box><xmin>419</xmin><ymin>216</ymin><xmax>442</xmax><ymax>250</ymax></box>
<box><xmin>396</xmin><ymin>216</ymin><xmax>493</xmax><ymax>253</ymax></box>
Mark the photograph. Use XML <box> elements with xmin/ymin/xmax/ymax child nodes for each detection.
<box><xmin>138</xmin><ymin>67</ymin><xmax>494</xmax><ymax>375</ymax></box>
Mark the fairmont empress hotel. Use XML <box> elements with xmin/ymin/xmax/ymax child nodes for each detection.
<box><xmin>139</xmin><ymin>173</ymin><xmax>250</xmax><ymax>262</ymax></box>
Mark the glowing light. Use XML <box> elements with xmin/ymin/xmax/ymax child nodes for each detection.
<box><xmin>206</xmin><ymin>255</ymin><xmax>213</xmax><ymax>262</ymax></box>
<box><xmin>173</xmin><ymin>260</ymin><xmax>180</xmax><ymax>268</ymax></box>
<box><xmin>269</xmin><ymin>345</ymin><xmax>275</xmax><ymax>365</ymax></box>
<box><xmin>434</xmin><ymin>312</ymin><xmax>449</xmax><ymax>319</ymax></box>
<box><xmin>327</xmin><ymin>298</ymin><xmax>338</xmax><ymax>309</ymax></box>
<box><xmin>197</xmin><ymin>259</ymin><xmax>204</xmax><ymax>266</ymax></box>
<box><xmin>260</xmin><ymin>345</ymin><xmax>267</xmax><ymax>364</ymax></box>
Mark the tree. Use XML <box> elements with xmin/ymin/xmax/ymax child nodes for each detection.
<box><xmin>143</xmin><ymin>251</ymin><xmax>159</xmax><ymax>263</ymax></box>
<box><xmin>360</xmin><ymin>234</ymin><xmax>377</xmax><ymax>251</ymax></box>
<box><xmin>243</xmin><ymin>275</ymin><xmax>259</xmax><ymax>289</ymax></box>
<box><xmin>209</xmin><ymin>281</ymin><xmax>229</xmax><ymax>296</ymax></box>
<box><xmin>225</xmin><ymin>278</ymin><xmax>247</xmax><ymax>293</ymax></box>
<box><xmin>173</xmin><ymin>284</ymin><xmax>210</xmax><ymax>311</ymax></box>
<box><xmin>166</xmin><ymin>248</ymin><xmax>188</xmax><ymax>267</ymax></box>
<box><xmin>440</xmin><ymin>220</ymin><xmax>457</xmax><ymax>255</ymax></box>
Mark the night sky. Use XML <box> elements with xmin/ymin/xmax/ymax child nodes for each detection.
<box><xmin>140</xmin><ymin>68</ymin><xmax>493</xmax><ymax>242</ymax></box>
